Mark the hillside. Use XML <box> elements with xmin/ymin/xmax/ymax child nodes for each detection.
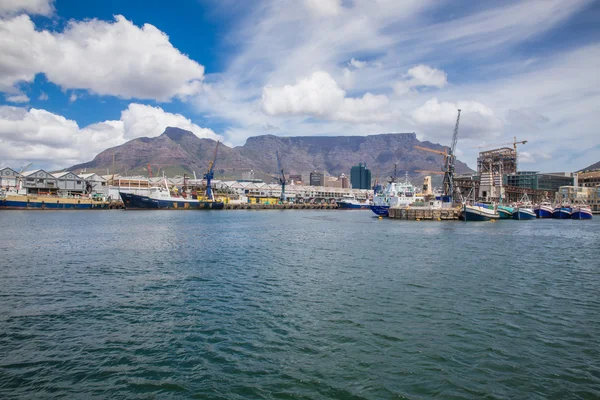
<box><xmin>70</xmin><ymin>127</ymin><xmax>473</xmax><ymax>180</ymax></box>
<box><xmin>578</xmin><ymin>160</ymin><xmax>600</xmax><ymax>172</ymax></box>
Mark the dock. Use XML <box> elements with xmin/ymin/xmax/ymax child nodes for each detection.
<box><xmin>223</xmin><ymin>203</ymin><xmax>338</xmax><ymax>210</ymax></box>
<box><xmin>388</xmin><ymin>206</ymin><xmax>461</xmax><ymax>220</ymax></box>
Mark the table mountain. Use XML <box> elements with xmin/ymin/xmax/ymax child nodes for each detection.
<box><xmin>70</xmin><ymin>126</ymin><xmax>473</xmax><ymax>180</ymax></box>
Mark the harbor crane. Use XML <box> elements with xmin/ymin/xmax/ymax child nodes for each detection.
<box><xmin>412</xmin><ymin>108</ymin><xmax>461</xmax><ymax>201</ymax></box>
<box><xmin>414</xmin><ymin>169</ymin><xmax>444</xmax><ymax>175</ymax></box>
<box><xmin>443</xmin><ymin>109</ymin><xmax>461</xmax><ymax>202</ymax></box>
<box><xmin>471</xmin><ymin>137</ymin><xmax>528</xmax><ymax>150</ymax></box>
<box><xmin>147</xmin><ymin>164</ymin><xmax>152</xmax><ymax>178</ymax></box>
<box><xmin>204</xmin><ymin>141</ymin><xmax>220</xmax><ymax>201</ymax></box>
<box><xmin>275</xmin><ymin>151</ymin><xmax>286</xmax><ymax>203</ymax></box>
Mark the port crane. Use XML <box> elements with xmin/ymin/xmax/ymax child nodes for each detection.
<box><xmin>471</xmin><ymin>137</ymin><xmax>528</xmax><ymax>150</ymax></box>
<box><xmin>412</xmin><ymin>109</ymin><xmax>461</xmax><ymax>201</ymax></box>
<box><xmin>204</xmin><ymin>141</ymin><xmax>220</xmax><ymax>201</ymax></box>
<box><xmin>443</xmin><ymin>109</ymin><xmax>461</xmax><ymax>202</ymax></box>
<box><xmin>275</xmin><ymin>151</ymin><xmax>286</xmax><ymax>203</ymax></box>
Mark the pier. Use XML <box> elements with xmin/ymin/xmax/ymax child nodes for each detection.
<box><xmin>388</xmin><ymin>206</ymin><xmax>461</xmax><ymax>220</ymax></box>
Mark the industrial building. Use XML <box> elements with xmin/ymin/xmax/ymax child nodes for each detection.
<box><xmin>0</xmin><ymin>167</ymin><xmax>20</xmax><ymax>189</ymax></box>
<box><xmin>351</xmin><ymin>163</ymin><xmax>371</xmax><ymax>189</ymax></box>
<box><xmin>504</xmin><ymin>171</ymin><xmax>575</xmax><ymax>192</ymax></box>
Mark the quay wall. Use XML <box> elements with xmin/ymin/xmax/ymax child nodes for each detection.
<box><xmin>388</xmin><ymin>207</ymin><xmax>461</xmax><ymax>220</ymax></box>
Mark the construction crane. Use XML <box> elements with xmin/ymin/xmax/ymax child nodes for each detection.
<box><xmin>443</xmin><ymin>109</ymin><xmax>461</xmax><ymax>201</ymax></box>
<box><xmin>415</xmin><ymin>169</ymin><xmax>444</xmax><ymax>175</ymax></box>
<box><xmin>275</xmin><ymin>151</ymin><xmax>286</xmax><ymax>203</ymax></box>
<box><xmin>373</xmin><ymin>166</ymin><xmax>382</xmax><ymax>193</ymax></box>
<box><xmin>204</xmin><ymin>141</ymin><xmax>220</xmax><ymax>201</ymax></box>
<box><xmin>147</xmin><ymin>164</ymin><xmax>153</xmax><ymax>178</ymax></box>
<box><xmin>471</xmin><ymin>137</ymin><xmax>528</xmax><ymax>150</ymax></box>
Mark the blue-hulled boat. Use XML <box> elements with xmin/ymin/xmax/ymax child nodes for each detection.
<box><xmin>552</xmin><ymin>205</ymin><xmax>572</xmax><ymax>219</ymax></box>
<box><xmin>119</xmin><ymin>181</ymin><xmax>224</xmax><ymax>210</ymax></box>
<box><xmin>534</xmin><ymin>201</ymin><xmax>553</xmax><ymax>218</ymax></box>
<box><xmin>571</xmin><ymin>205</ymin><xmax>593</xmax><ymax>220</ymax></box>
<box><xmin>512</xmin><ymin>207</ymin><xmax>536</xmax><ymax>220</ymax></box>
<box><xmin>461</xmin><ymin>204</ymin><xmax>499</xmax><ymax>221</ymax></box>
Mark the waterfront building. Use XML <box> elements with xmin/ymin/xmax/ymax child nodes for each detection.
<box><xmin>21</xmin><ymin>169</ymin><xmax>58</xmax><ymax>195</ymax></box>
<box><xmin>53</xmin><ymin>171</ymin><xmax>86</xmax><ymax>194</ymax></box>
<box><xmin>310</xmin><ymin>171</ymin><xmax>325</xmax><ymax>186</ymax></box>
<box><xmin>79</xmin><ymin>173</ymin><xmax>108</xmax><ymax>196</ymax></box>
<box><xmin>503</xmin><ymin>171</ymin><xmax>576</xmax><ymax>193</ymax></box>
<box><xmin>0</xmin><ymin>167</ymin><xmax>20</xmax><ymax>190</ymax></box>
<box><xmin>589</xmin><ymin>186</ymin><xmax>600</xmax><ymax>212</ymax></box>
<box><xmin>555</xmin><ymin>185</ymin><xmax>593</xmax><ymax>204</ymax></box>
<box><xmin>350</xmin><ymin>163</ymin><xmax>371</xmax><ymax>189</ymax></box>
<box><xmin>288</xmin><ymin>174</ymin><xmax>303</xmax><ymax>184</ymax></box>
<box><xmin>577</xmin><ymin>170</ymin><xmax>600</xmax><ymax>188</ymax></box>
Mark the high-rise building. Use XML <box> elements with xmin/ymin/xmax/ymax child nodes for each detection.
<box><xmin>350</xmin><ymin>163</ymin><xmax>371</xmax><ymax>189</ymax></box>
<box><xmin>309</xmin><ymin>170</ymin><xmax>325</xmax><ymax>186</ymax></box>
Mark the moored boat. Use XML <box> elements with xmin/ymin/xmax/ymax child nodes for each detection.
<box><xmin>370</xmin><ymin>171</ymin><xmax>416</xmax><ymax>217</ymax></box>
<box><xmin>552</xmin><ymin>205</ymin><xmax>572</xmax><ymax>219</ymax></box>
<box><xmin>120</xmin><ymin>190</ymin><xmax>224</xmax><ymax>210</ymax></box>
<box><xmin>337</xmin><ymin>194</ymin><xmax>370</xmax><ymax>210</ymax></box>
<box><xmin>0</xmin><ymin>190</ymin><xmax>106</xmax><ymax>210</ymax></box>
<box><xmin>571</xmin><ymin>205</ymin><xmax>593</xmax><ymax>220</ymax></box>
<box><xmin>497</xmin><ymin>204</ymin><xmax>514</xmax><ymax>219</ymax></box>
<box><xmin>512</xmin><ymin>207</ymin><xmax>536</xmax><ymax>220</ymax></box>
<box><xmin>461</xmin><ymin>203</ymin><xmax>500</xmax><ymax>221</ymax></box>
<box><xmin>534</xmin><ymin>201</ymin><xmax>553</xmax><ymax>218</ymax></box>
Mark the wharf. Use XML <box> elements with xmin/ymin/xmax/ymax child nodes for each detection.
<box><xmin>223</xmin><ymin>203</ymin><xmax>338</xmax><ymax>210</ymax></box>
<box><xmin>388</xmin><ymin>206</ymin><xmax>461</xmax><ymax>220</ymax></box>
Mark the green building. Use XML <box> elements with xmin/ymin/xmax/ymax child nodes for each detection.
<box><xmin>351</xmin><ymin>163</ymin><xmax>371</xmax><ymax>189</ymax></box>
<box><xmin>503</xmin><ymin>171</ymin><xmax>575</xmax><ymax>192</ymax></box>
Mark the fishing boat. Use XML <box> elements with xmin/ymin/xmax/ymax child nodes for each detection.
<box><xmin>552</xmin><ymin>204</ymin><xmax>572</xmax><ymax>219</ymax></box>
<box><xmin>119</xmin><ymin>179</ymin><xmax>224</xmax><ymax>210</ymax></box>
<box><xmin>0</xmin><ymin>189</ymin><xmax>107</xmax><ymax>210</ymax></box>
<box><xmin>512</xmin><ymin>194</ymin><xmax>536</xmax><ymax>220</ymax></box>
<box><xmin>534</xmin><ymin>201</ymin><xmax>553</xmax><ymax>218</ymax></box>
<box><xmin>337</xmin><ymin>194</ymin><xmax>370</xmax><ymax>209</ymax></box>
<box><xmin>497</xmin><ymin>204</ymin><xmax>514</xmax><ymax>219</ymax></box>
<box><xmin>461</xmin><ymin>203</ymin><xmax>500</xmax><ymax>221</ymax></box>
<box><xmin>571</xmin><ymin>204</ymin><xmax>593</xmax><ymax>220</ymax></box>
<box><xmin>370</xmin><ymin>170</ymin><xmax>416</xmax><ymax>217</ymax></box>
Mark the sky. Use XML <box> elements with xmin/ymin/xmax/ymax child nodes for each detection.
<box><xmin>0</xmin><ymin>0</ymin><xmax>599</xmax><ymax>172</ymax></box>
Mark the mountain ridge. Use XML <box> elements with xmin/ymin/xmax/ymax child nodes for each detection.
<box><xmin>70</xmin><ymin>127</ymin><xmax>473</xmax><ymax>180</ymax></box>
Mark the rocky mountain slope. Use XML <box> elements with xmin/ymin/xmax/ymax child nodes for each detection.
<box><xmin>70</xmin><ymin>127</ymin><xmax>473</xmax><ymax>180</ymax></box>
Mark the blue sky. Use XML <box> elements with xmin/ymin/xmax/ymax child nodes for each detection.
<box><xmin>1</xmin><ymin>0</ymin><xmax>599</xmax><ymax>171</ymax></box>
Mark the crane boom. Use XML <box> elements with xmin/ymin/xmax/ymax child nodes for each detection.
<box><xmin>413</xmin><ymin>145</ymin><xmax>448</xmax><ymax>157</ymax></box>
<box><xmin>415</xmin><ymin>170</ymin><xmax>444</xmax><ymax>175</ymax></box>
<box><xmin>276</xmin><ymin>151</ymin><xmax>286</xmax><ymax>202</ymax></box>
<box><xmin>443</xmin><ymin>109</ymin><xmax>461</xmax><ymax>201</ymax></box>
<box><xmin>204</xmin><ymin>141</ymin><xmax>220</xmax><ymax>201</ymax></box>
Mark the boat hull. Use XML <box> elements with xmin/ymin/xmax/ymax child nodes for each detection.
<box><xmin>571</xmin><ymin>208</ymin><xmax>593</xmax><ymax>220</ymax></box>
<box><xmin>512</xmin><ymin>208</ymin><xmax>536</xmax><ymax>220</ymax></box>
<box><xmin>497</xmin><ymin>206</ymin><xmax>513</xmax><ymax>219</ymax></box>
<box><xmin>461</xmin><ymin>205</ymin><xmax>500</xmax><ymax>221</ymax></box>
<box><xmin>552</xmin><ymin>208</ymin><xmax>572</xmax><ymax>219</ymax></box>
<box><xmin>120</xmin><ymin>192</ymin><xmax>224</xmax><ymax>210</ymax></box>
<box><xmin>535</xmin><ymin>205</ymin><xmax>553</xmax><ymax>218</ymax></box>
<box><xmin>337</xmin><ymin>201</ymin><xmax>369</xmax><ymax>210</ymax></box>
<box><xmin>0</xmin><ymin>195</ymin><xmax>103</xmax><ymax>210</ymax></box>
<box><xmin>370</xmin><ymin>205</ymin><xmax>390</xmax><ymax>216</ymax></box>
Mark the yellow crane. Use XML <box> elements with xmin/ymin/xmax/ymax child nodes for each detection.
<box><xmin>414</xmin><ymin>169</ymin><xmax>444</xmax><ymax>175</ymax></box>
<box><xmin>471</xmin><ymin>137</ymin><xmax>528</xmax><ymax>150</ymax></box>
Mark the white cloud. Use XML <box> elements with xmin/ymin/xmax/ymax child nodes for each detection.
<box><xmin>0</xmin><ymin>104</ymin><xmax>221</xmax><ymax>168</ymax></box>
<box><xmin>38</xmin><ymin>92</ymin><xmax>48</xmax><ymax>101</ymax></box>
<box><xmin>411</xmin><ymin>98</ymin><xmax>503</xmax><ymax>139</ymax></box>
<box><xmin>393</xmin><ymin>65</ymin><xmax>448</xmax><ymax>95</ymax></box>
<box><xmin>262</xmin><ymin>71</ymin><xmax>345</xmax><ymax>117</ymax></box>
<box><xmin>0</xmin><ymin>0</ymin><xmax>53</xmax><ymax>17</ymax></box>
<box><xmin>68</xmin><ymin>93</ymin><xmax>77</xmax><ymax>103</ymax></box>
<box><xmin>349</xmin><ymin>58</ymin><xmax>367</xmax><ymax>69</ymax></box>
<box><xmin>5</xmin><ymin>93</ymin><xmax>30</xmax><ymax>103</ymax></box>
<box><xmin>261</xmin><ymin>70</ymin><xmax>391</xmax><ymax>123</ymax></box>
<box><xmin>304</xmin><ymin>0</ymin><xmax>342</xmax><ymax>17</ymax></box>
<box><xmin>0</xmin><ymin>15</ymin><xmax>205</xmax><ymax>101</ymax></box>
<box><xmin>120</xmin><ymin>103</ymin><xmax>221</xmax><ymax>140</ymax></box>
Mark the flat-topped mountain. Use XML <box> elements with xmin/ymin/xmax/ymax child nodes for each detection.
<box><xmin>70</xmin><ymin>127</ymin><xmax>473</xmax><ymax>179</ymax></box>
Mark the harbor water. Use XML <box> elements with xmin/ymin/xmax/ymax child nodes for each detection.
<box><xmin>1</xmin><ymin>211</ymin><xmax>599</xmax><ymax>399</ymax></box>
